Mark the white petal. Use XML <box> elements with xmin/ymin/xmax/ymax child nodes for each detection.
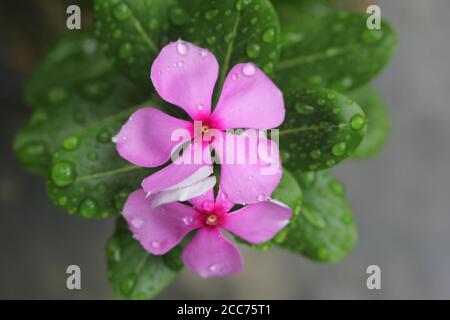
<box><xmin>152</xmin><ymin>176</ymin><xmax>216</xmax><ymax>208</ymax></box>
<box><xmin>162</xmin><ymin>166</ymin><xmax>213</xmax><ymax>191</ymax></box>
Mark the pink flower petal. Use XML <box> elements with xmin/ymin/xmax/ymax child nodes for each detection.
<box><xmin>214</xmin><ymin>132</ymin><xmax>282</xmax><ymax>204</ymax></box>
<box><xmin>150</xmin><ymin>40</ymin><xmax>218</xmax><ymax>121</ymax></box>
<box><xmin>223</xmin><ymin>201</ymin><xmax>292</xmax><ymax>244</ymax></box>
<box><xmin>115</xmin><ymin>108</ymin><xmax>192</xmax><ymax>167</ymax></box>
<box><xmin>209</xmin><ymin>63</ymin><xmax>285</xmax><ymax>130</ymax></box>
<box><xmin>182</xmin><ymin>228</ymin><xmax>243</xmax><ymax>278</ymax></box>
<box><xmin>122</xmin><ymin>189</ymin><xmax>200</xmax><ymax>255</ymax></box>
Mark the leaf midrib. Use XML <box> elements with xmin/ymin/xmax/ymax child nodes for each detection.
<box><xmin>276</xmin><ymin>44</ymin><xmax>357</xmax><ymax>71</ymax></box>
<box><xmin>279</xmin><ymin>124</ymin><xmax>339</xmax><ymax>136</ymax></box>
<box><xmin>125</xmin><ymin>0</ymin><xmax>159</xmax><ymax>53</ymax></box>
<box><xmin>216</xmin><ymin>8</ymin><xmax>241</xmax><ymax>94</ymax></box>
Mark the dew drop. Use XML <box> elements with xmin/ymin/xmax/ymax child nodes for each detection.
<box><xmin>79</xmin><ymin>197</ymin><xmax>98</xmax><ymax>218</ymax></box>
<box><xmin>310</xmin><ymin>149</ymin><xmax>321</xmax><ymax>160</ymax></box>
<box><xmin>148</xmin><ymin>18</ymin><xmax>159</xmax><ymax>30</ymax></box>
<box><xmin>262</xmin><ymin>27</ymin><xmax>276</xmax><ymax>43</ymax></box>
<box><xmin>206</xmin><ymin>36</ymin><xmax>216</xmax><ymax>44</ymax></box>
<box><xmin>120</xmin><ymin>274</ymin><xmax>136</xmax><ymax>296</ymax></box>
<box><xmin>199</xmin><ymin>49</ymin><xmax>209</xmax><ymax>57</ymax></box>
<box><xmin>350</xmin><ymin>114</ymin><xmax>366</xmax><ymax>130</ymax></box>
<box><xmin>182</xmin><ymin>216</ymin><xmax>194</xmax><ymax>225</ymax></box>
<box><xmin>202</xmin><ymin>200</ymin><xmax>215</xmax><ymax>212</ymax></box>
<box><xmin>118</xmin><ymin>43</ymin><xmax>132</xmax><ymax>59</ymax></box>
<box><xmin>361</xmin><ymin>29</ymin><xmax>384</xmax><ymax>44</ymax></box>
<box><xmin>295</xmin><ymin>102</ymin><xmax>314</xmax><ymax>115</ymax></box>
<box><xmin>197</xmin><ymin>104</ymin><xmax>205</xmax><ymax>111</ymax></box>
<box><xmin>87</xmin><ymin>151</ymin><xmax>98</xmax><ymax>161</ymax></box>
<box><xmin>169</xmin><ymin>6</ymin><xmax>187</xmax><ymax>26</ymax></box>
<box><xmin>151</xmin><ymin>240</ymin><xmax>161</xmax><ymax>248</ymax></box>
<box><xmin>257</xmin><ymin>194</ymin><xmax>266</xmax><ymax>202</ymax></box>
<box><xmin>242</xmin><ymin>63</ymin><xmax>256</xmax><ymax>76</ymax></box>
<box><xmin>204</xmin><ymin>9</ymin><xmax>219</xmax><ymax>20</ymax></box>
<box><xmin>63</xmin><ymin>136</ymin><xmax>79</xmax><ymax>151</ymax></box>
<box><xmin>51</xmin><ymin>161</ymin><xmax>77</xmax><ymax>187</ymax></box>
<box><xmin>97</xmin><ymin>129</ymin><xmax>111</xmax><ymax>143</ymax></box>
<box><xmin>176</xmin><ymin>40</ymin><xmax>189</xmax><ymax>55</ymax></box>
<box><xmin>208</xmin><ymin>262</ymin><xmax>224</xmax><ymax>274</ymax></box>
<box><xmin>248</xmin><ymin>174</ymin><xmax>253</xmax><ymax>180</ymax></box>
<box><xmin>131</xmin><ymin>217</ymin><xmax>144</xmax><ymax>229</ymax></box>
<box><xmin>330</xmin><ymin>180</ymin><xmax>345</xmax><ymax>196</ymax></box>
<box><xmin>331</xmin><ymin>142</ymin><xmax>347</xmax><ymax>156</ymax></box>
<box><xmin>113</xmin><ymin>3</ymin><xmax>131</xmax><ymax>21</ymax></box>
<box><xmin>246</xmin><ymin>43</ymin><xmax>261</xmax><ymax>58</ymax></box>
<box><xmin>107</xmin><ymin>238</ymin><xmax>121</xmax><ymax>262</ymax></box>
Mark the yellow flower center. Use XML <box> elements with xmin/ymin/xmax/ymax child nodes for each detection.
<box><xmin>206</xmin><ymin>214</ymin><xmax>218</xmax><ymax>226</ymax></box>
<box><xmin>201</xmin><ymin>125</ymin><xmax>209</xmax><ymax>133</ymax></box>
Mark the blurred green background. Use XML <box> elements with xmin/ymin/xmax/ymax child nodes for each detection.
<box><xmin>2</xmin><ymin>0</ymin><xmax>450</xmax><ymax>299</ymax></box>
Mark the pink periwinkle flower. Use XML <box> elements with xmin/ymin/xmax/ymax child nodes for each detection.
<box><xmin>114</xmin><ymin>40</ymin><xmax>285</xmax><ymax>207</ymax></box>
<box><xmin>123</xmin><ymin>188</ymin><xmax>292</xmax><ymax>277</ymax></box>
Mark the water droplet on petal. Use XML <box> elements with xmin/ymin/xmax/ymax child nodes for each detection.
<box><xmin>197</xmin><ymin>104</ymin><xmax>205</xmax><ymax>111</ymax></box>
<box><xmin>131</xmin><ymin>217</ymin><xmax>144</xmax><ymax>229</ymax></box>
<box><xmin>111</xmin><ymin>136</ymin><xmax>118</xmax><ymax>143</ymax></box>
<box><xmin>182</xmin><ymin>216</ymin><xmax>194</xmax><ymax>225</ymax></box>
<box><xmin>199</xmin><ymin>49</ymin><xmax>208</xmax><ymax>57</ymax></box>
<box><xmin>242</xmin><ymin>63</ymin><xmax>256</xmax><ymax>76</ymax></box>
<box><xmin>202</xmin><ymin>200</ymin><xmax>215</xmax><ymax>212</ymax></box>
<box><xmin>220</xmin><ymin>193</ymin><xmax>228</xmax><ymax>200</ymax></box>
<box><xmin>208</xmin><ymin>262</ymin><xmax>224</xmax><ymax>274</ymax></box>
<box><xmin>151</xmin><ymin>241</ymin><xmax>161</xmax><ymax>248</ymax></box>
<box><xmin>176</xmin><ymin>40</ymin><xmax>188</xmax><ymax>55</ymax></box>
<box><xmin>257</xmin><ymin>194</ymin><xmax>266</xmax><ymax>202</ymax></box>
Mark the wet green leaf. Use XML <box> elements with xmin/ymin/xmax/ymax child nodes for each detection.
<box><xmin>350</xmin><ymin>86</ymin><xmax>391</xmax><ymax>159</ymax></box>
<box><xmin>93</xmin><ymin>0</ymin><xmax>180</xmax><ymax>87</ymax></box>
<box><xmin>275</xmin><ymin>11</ymin><xmax>397</xmax><ymax>92</ymax></box>
<box><xmin>107</xmin><ymin>218</ymin><xmax>180</xmax><ymax>300</ymax></box>
<box><xmin>279</xmin><ymin>88</ymin><xmax>366</xmax><ymax>172</ymax></box>
<box><xmin>14</xmin><ymin>31</ymin><xmax>145</xmax><ymax>176</ymax></box>
<box><xmin>277</xmin><ymin>170</ymin><xmax>357</xmax><ymax>262</ymax></box>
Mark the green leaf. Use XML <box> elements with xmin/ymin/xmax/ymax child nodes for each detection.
<box><xmin>349</xmin><ymin>86</ymin><xmax>390</xmax><ymax>159</ymax></box>
<box><xmin>277</xmin><ymin>170</ymin><xmax>357</xmax><ymax>262</ymax></box>
<box><xmin>14</xmin><ymin>31</ymin><xmax>145</xmax><ymax>176</ymax></box>
<box><xmin>180</xmin><ymin>0</ymin><xmax>282</xmax><ymax>90</ymax></box>
<box><xmin>107</xmin><ymin>218</ymin><xmax>180</xmax><ymax>300</ymax></box>
<box><xmin>45</xmin><ymin>99</ymin><xmax>161</xmax><ymax>219</ymax></box>
<box><xmin>93</xmin><ymin>0</ymin><xmax>181</xmax><ymax>87</ymax></box>
<box><xmin>279</xmin><ymin>88</ymin><xmax>366</xmax><ymax>172</ymax></box>
<box><xmin>25</xmin><ymin>31</ymin><xmax>113</xmax><ymax>108</ymax></box>
<box><xmin>235</xmin><ymin>168</ymin><xmax>302</xmax><ymax>250</ymax></box>
<box><xmin>275</xmin><ymin>11</ymin><xmax>397</xmax><ymax>92</ymax></box>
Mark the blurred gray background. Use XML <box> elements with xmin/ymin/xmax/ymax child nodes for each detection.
<box><xmin>1</xmin><ymin>0</ymin><xmax>450</xmax><ymax>299</ymax></box>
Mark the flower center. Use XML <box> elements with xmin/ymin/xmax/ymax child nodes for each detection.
<box><xmin>201</xmin><ymin>125</ymin><xmax>209</xmax><ymax>133</ymax></box>
<box><xmin>205</xmin><ymin>214</ymin><xmax>218</xmax><ymax>226</ymax></box>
